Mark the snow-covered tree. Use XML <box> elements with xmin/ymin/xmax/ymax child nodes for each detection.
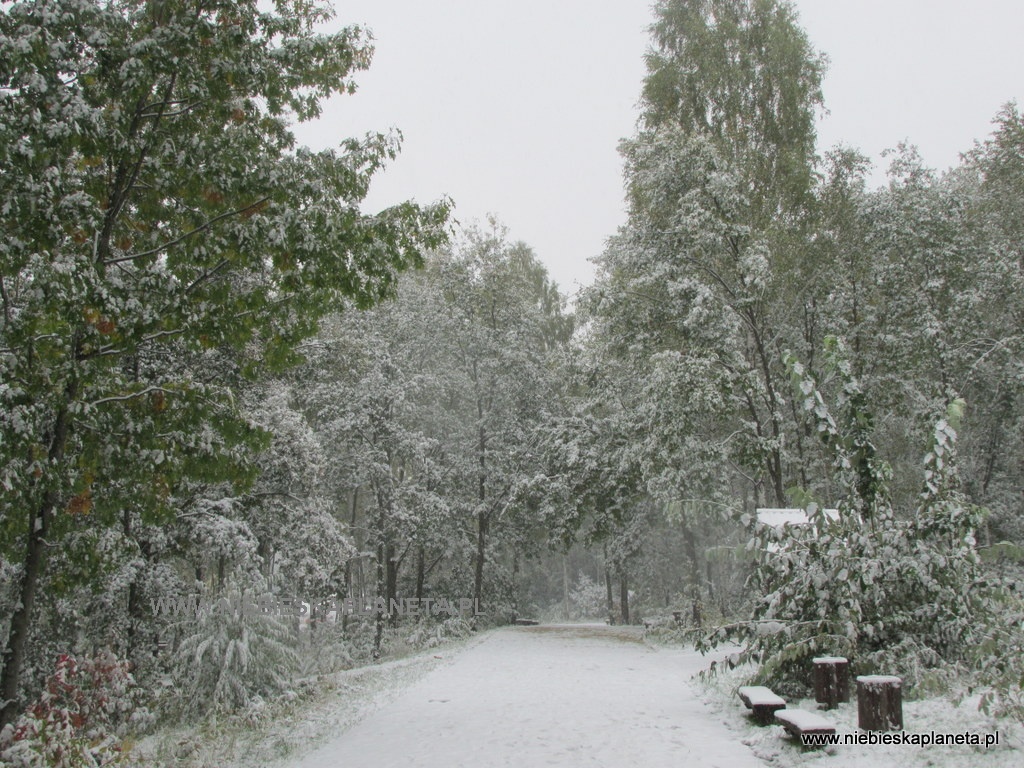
<box><xmin>430</xmin><ymin>223</ymin><xmax>572</xmax><ymax>610</ymax></box>
<box><xmin>0</xmin><ymin>0</ymin><xmax>447</xmax><ymax>725</ymax></box>
<box><xmin>300</xmin><ymin>281</ymin><xmax>457</xmax><ymax>650</ymax></box>
<box><xmin>590</xmin><ymin>0</ymin><xmax>828</xmax><ymax>512</ymax></box>
<box><xmin>698</xmin><ymin>344</ymin><xmax>983</xmax><ymax>696</ymax></box>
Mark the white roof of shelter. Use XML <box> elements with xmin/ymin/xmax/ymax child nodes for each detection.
<box><xmin>755</xmin><ymin>507</ymin><xmax>839</xmax><ymax>528</ymax></box>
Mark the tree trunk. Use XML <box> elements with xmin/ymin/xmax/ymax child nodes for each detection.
<box><xmin>562</xmin><ymin>553</ymin><xmax>571</xmax><ymax>620</ymax></box>
<box><xmin>472</xmin><ymin>414</ymin><xmax>488</xmax><ymax>611</ymax></box>
<box><xmin>472</xmin><ymin>510</ymin><xmax>488</xmax><ymax>608</ymax></box>
<box><xmin>511</xmin><ymin>550</ymin><xmax>520</xmax><ymax>619</ymax></box>
<box><xmin>618</xmin><ymin>567</ymin><xmax>630</xmax><ymax>625</ymax></box>
<box><xmin>604</xmin><ymin>545</ymin><xmax>615</xmax><ymax>624</ymax></box>
<box><xmin>343</xmin><ymin>489</ymin><xmax>359</xmax><ymax>632</ymax></box>
<box><xmin>256</xmin><ymin>538</ymin><xmax>274</xmax><ymax>585</ymax></box>
<box><xmin>372</xmin><ymin>495</ymin><xmax>388</xmax><ymax>656</ymax></box>
<box><xmin>0</xmin><ymin>399</ymin><xmax>73</xmax><ymax>729</ymax></box>
<box><xmin>746</xmin><ymin>310</ymin><xmax>786</xmax><ymax>507</ymax></box>
<box><xmin>679</xmin><ymin>513</ymin><xmax>702</xmax><ymax>594</ymax></box>
<box><xmin>1</xmin><ymin>497</ymin><xmax>53</xmax><ymax>728</ymax></box>
<box><xmin>386</xmin><ymin>542</ymin><xmax>399</xmax><ymax>627</ymax></box>
<box><xmin>373</xmin><ymin>538</ymin><xmax>386</xmax><ymax>658</ymax></box>
<box><xmin>123</xmin><ymin>509</ymin><xmax>156</xmax><ymax>665</ymax></box>
<box><xmin>415</xmin><ymin>544</ymin><xmax>426</xmax><ymax>602</ymax></box>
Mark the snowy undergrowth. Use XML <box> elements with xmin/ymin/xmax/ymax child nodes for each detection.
<box><xmin>699</xmin><ymin>662</ymin><xmax>1024</xmax><ymax>768</ymax></box>
<box><xmin>131</xmin><ymin>629</ymin><xmax>490</xmax><ymax>768</ymax></box>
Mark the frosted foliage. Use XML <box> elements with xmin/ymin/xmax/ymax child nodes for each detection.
<box><xmin>171</xmin><ymin>587</ymin><xmax>299</xmax><ymax>717</ymax></box>
<box><xmin>569</xmin><ymin>572</ymin><xmax>606</xmax><ymax>619</ymax></box>
<box><xmin>0</xmin><ymin>0</ymin><xmax>446</xmax><ymax>728</ymax></box>
<box><xmin>0</xmin><ymin>651</ymin><xmax>149</xmax><ymax>768</ymax></box>
<box><xmin>697</xmin><ymin>354</ymin><xmax>984</xmax><ymax>700</ymax></box>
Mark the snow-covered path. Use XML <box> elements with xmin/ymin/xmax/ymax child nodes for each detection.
<box><xmin>291</xmin><ymin>624</ymin><xmax>764</xmax><ymax>768</ymax></box>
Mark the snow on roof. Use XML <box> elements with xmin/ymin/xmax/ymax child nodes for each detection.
<box><xmin>755</xmin><ymin>507</ymin><xmax>839</xmax><ymax>528</ymax></box>
<box><xmin>812</xmin><ymin>656</ymin><xmax>848</xmax><ymax>664</ymax></box>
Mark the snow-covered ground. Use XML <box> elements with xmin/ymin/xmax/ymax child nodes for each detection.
<box><xmin>144</xmin><ymin>624</ymin><xmax>1023</xmax><ymax>767</ymax></box>
<box><xmin>135</xmin><ymin>633</ymin><xmax>484</xmax><ymax>767</ymax></box>
<box><xmin>287</xmin><ymin>623</ymin><xmax>763</xmax><ymax>768</ymax></box>
<box><xmin>702</xmin><ymin>660</ymin><xmax>1024</xmax><ymax>768</ymax></box>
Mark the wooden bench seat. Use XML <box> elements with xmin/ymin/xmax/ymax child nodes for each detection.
<box><xmin>774</xmin><ymin>708</ymin><xmax>836</xmax><ymax>745</ymax></box>
<box><xmin>737</xmin><ymin>685</ymin><xmax>787</xmax><ymax>725</ymax></box>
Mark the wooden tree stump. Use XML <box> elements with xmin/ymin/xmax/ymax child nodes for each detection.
<box><xmin>813</xmin><ymin>656</ymin><xmax>849</xmax><ymax>709</ymax></box>
<box><xmin>856</xmin><ymin>675</ymin><xmax>903</xmax><ymax>731</ymax></box>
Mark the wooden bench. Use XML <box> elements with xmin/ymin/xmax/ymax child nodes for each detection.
<box><xmin>774</xmin><ymin>709</ymin><xmax>836</xmax><ymax>745</ymax></box>
<box><xmin>737</xmin><ymin>686</ymin><xmax>787</xmax><ymax>725</ymax></box>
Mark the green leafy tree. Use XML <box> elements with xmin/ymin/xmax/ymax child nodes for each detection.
<box><xmin>0</xmin><ymin>0</ymin><xmax>447</xmax><ymax>725</ymax></box>
<box><xmin>642</xmin><ymin>0</ymin><xmax>826</xmax><ymax>218</ymax></box>
<box><xmin>584</xmin><ymin>0</ymin><xmax>827</xmax><ymax>549</ymax></box>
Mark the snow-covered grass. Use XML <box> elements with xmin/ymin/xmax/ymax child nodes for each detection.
<box><xmin>129</xmin><ymin>630</ymin><xmax>489</xmax><ymax>768</ymax></box>
<box><xmin>699</xmin><ymin>661</ymin><xmax>1024</xmax><ymax>768</ymax></box>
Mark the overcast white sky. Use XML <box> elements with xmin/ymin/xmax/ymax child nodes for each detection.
<box><xmin>293</xmin><ymin>1</ymin><xmax>1024</xmax><ymax>298</ymax></box>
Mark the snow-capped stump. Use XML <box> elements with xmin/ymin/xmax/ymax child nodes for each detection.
<box><xmin>737</xmin><ymin>685</ymin><xmax>787</xmax><ymax>725</ymax></box>
<box><xmin>812</xmin><ymin>656</ymin><xmax>849</xmax><ymax>709</ymax></box>
<box><xmin>856</xmin><ymin>675</ymin><xmax>903</xmax><ymax>731</ymax></box>
<box><xmin>774</xmin><ymin>709</ymin><xmax>836</xmax><ymax>744</ymax></box>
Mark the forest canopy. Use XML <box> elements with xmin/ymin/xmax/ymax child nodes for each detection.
<box><xmin>2</xmin><ymin>0</ymin><xmax>1024</xmax><ymax>761</ymax></box>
